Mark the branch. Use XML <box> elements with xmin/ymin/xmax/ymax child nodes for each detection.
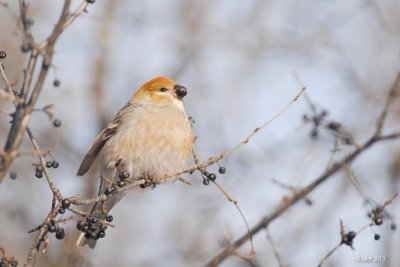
<box><xmin>205</xmin><ymin>74</ymin><xmax>400</xmax><ymax>266</ymax></box>
<box><xmin>168</xmin><ymin>86</ymin><xmax>306</xmax><ymax>179</ymax></box>
<box><xmin>0</xmin><ymin>0</ymin><xmax>92</xmax><ymax>182</ymax></box>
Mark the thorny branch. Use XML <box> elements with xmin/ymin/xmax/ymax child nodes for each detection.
<box><xmin>205</xmin><ymin>73</ymin><xmax>400</xmax><ymax>267</ymax></box>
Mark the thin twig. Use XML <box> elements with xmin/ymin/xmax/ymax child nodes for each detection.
<box><xmin>165</xmin><ymin>86</ymin><xmax>306</xmax><ymax>180</ymax></box>
<box><xmin>266</xmin><ymin>228</ymin><xmax>287</xmax><ymax>267</ymax></box>
<box><xmin>205</xmin><ymin>77</ymin><xmax>399</xmax><ymax>266</ymax></box>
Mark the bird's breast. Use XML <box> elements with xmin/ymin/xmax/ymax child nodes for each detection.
<box><xmin>100</xmin><ymin>105</ymin><xmax>193</xmax><ymax>182</ymax></box>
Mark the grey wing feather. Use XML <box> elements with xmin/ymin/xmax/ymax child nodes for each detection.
<box><xmin>76</xmin><ymin>120</ymin><xmax>120</xmax><ymax>176</ymax></box>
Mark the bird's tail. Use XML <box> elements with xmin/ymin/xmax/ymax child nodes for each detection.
<box><xmin>76</xmin><ymin>179</ymin><xmax>125</xmax><ymax>249</ymax></box>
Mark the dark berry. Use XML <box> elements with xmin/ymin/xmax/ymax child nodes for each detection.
<box><xmin>99</xmin><ymin>224</ymin><xmax>107</xmax><ymax>231</ymax></box>
<box><xmin>10</xmin><ymin>172</ymin><xmax>17</xmax><ymax>180</ymax></box>
<box><xmin>119</xmin><ymin>170</ymin><xmax>130</xmax><ymax>180</ymax></box>
<box><xmin>0</xmin><ymin>50</ymin><xmax>6</xmax><ymax>59</ymax></box>
<box><xmin>374</xmin><ymin>234</ymin><xmax>380</xmax><ymax>240</ymax></box>
<box><xmin>52</xmin><ymin>160</ymin><xmax>59</xmax><ymax>168</ymax></box>
<box><xmin>327</xmin><ymin>122</ymin><xmax>341</xmax><ymax>131</ymax></box>
<box><xmin>86</xmin><ymin>0</ymin><xmax>96</xmax><ymax>3</ymax></box>
<box><xmin>77</xmin><ymin>220</ymin><xmax>86</xmax><ymax>232</ymax></box>
<box><xmin>85</xmin><ymin>231</ymin><xmax>96</xmax><ymax>240</ymax></box>
<box><xmin>104</xmin><ymin>187</ymin><xmax>114</xmax><ymax>195</ymax></box>
<box><xmin>46</xmin><ymin>161</ymin><xmax>53</xmax><ymax>168</ymax></box>
<box><xmin>390</xmin><ymin>223</ymin><xmax>396</xmax><ymax>231</ymax></box>
<box><xmin>105</xmin><ymin>215</ymin><xmax>113</xmax><ymax>222</ymax></box>
<box><xmin>61</xmin><ymin>199</ymin><xmax>71</xmax><ymax>209</ymax></box>
<box><xmin>53</xmin><ymin>119</ymin><xmax>61</xmax><ymax>128</ymax></box>
<box><xmin>48</xmin><ymin>224</ymin><xmax>56</xmax><ymax>233</ymax></box>
<box><xmin>375</xmin><ymin>217</ymin><xmax>383</xmax><ymax>225</ymax></box>
<box><xmin>53</xmin><ymin>79</ymin><xmax>60</xmax><ymax>87</ymax></box>
<box><xmin>35</xmin><ymin>171</ymin><xmax>43</xmax><ymax>178</ymax></box>
<box><xmin>58</xmin><ymin>207</ymin><xmax>66</xmax><ymax>214</ymax></box>
<box><xmin>347</xmin><ymin>231</ymin><xmax>356</xmax><ymax>239</ymax></box>
<box><xmin>55</xmin><ymin>227</ymin><xmax>65</xmax><ymax>240</ymax></box>
<box><xmin>117</xmin><ymin>180</ymin><xmax>126</xmax><ymax>187</ymax></box>
<box><xmin>218</xmin><ymin>166</ymin><xmax>226</xmax><ymax>174</ymax></box>
<box><xmin>207</xmin><ymin>173</ymin><xmax>216</xmax><ymax>181</ymax></box>
<box><xmin>97</xmin><ymin>230</ymin><xmax>105</xmax><ymax>238</ymax></box>
<box><xmin>88</xmin><ymin>223</ymin><xmax>97</xmax><ymax>232</ymax></box>
<box><xmin>202</xmin><ymin>179</ymin><xmax>210</xmax><ymax>186</ymax></box>
<box><xmin>10</xmin><ymin>259</ymin><xmax>18</xmax><ymax>267</ymax></box>
<box><xmin>87</xmin><ymin>216</ymin><xmax>94</xmax><ymax>223</ymax></box>
<box><xmin>87</xmin><ymin>216</ymin><xmax>98</xmax><ymax>224</ymax></box>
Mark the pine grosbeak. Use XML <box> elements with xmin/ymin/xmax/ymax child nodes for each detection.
<box><xmin>76</xmin><ymin>77</ymin><xmax>193</xmax><ymax>247</ymax></box>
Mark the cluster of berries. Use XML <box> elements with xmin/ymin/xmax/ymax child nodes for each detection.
<box><xmin>34</xmin><ymin>160</ymin><xmax>59</xmax><ymax>178</ymax></box>
<box><xmin>0</xmin><ymin>257</ymin><xmax>18</xmax><ymax>267</ymax></box>
<box><xmin>202</xmin><ymin>166</ymin><xmax>226</xmax><ymax>186</ymax></box>
<box><xmin>76</xmin><ymin>215</ymin><xmax>113</xmax><ymax>241</ymax></box>
<box><xmin>104</xmin><ymin>170</ymin><xmax>130</xmax><ymax>195</ymax></box>
<box><xmin>48</xmin><ymin>221</ymin><xmax>65</xmax><ymax>240</ymax></box>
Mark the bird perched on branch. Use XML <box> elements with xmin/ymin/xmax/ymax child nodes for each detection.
<box><xmin>76</xmin><ymin>77</ymin><xmax>193</xmax><ymax>248</ymax></box>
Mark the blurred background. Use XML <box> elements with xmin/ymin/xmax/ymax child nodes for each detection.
<box><xmin>0</xmin><ymin>0</ymin><xmax>399</xmax><ymax>266</ymax></box>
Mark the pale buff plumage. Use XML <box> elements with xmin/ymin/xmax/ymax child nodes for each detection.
<box><xmin>76</xmin><ymin>77</ymin><xmax>193</xmax><ymax>248</ymax></box>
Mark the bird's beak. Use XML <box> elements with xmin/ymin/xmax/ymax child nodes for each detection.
<box><xmin>174</xmin><ymin>84</ymin><xmax>187</xmax><ymax>100</ymax></box>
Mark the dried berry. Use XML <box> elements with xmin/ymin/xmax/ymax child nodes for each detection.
<box><xmin>374</xmin><ymin>234</ymin><xmax>380</xmax><ymax>240</ymax></box>
<box><xmin>55</xmin><ymin>227</ymin><xmax>65</xmax><ymax>240</ymax></box>
<box><xmin>58</xmin><ymin>207</ymin><xmax>66</xmax><ymax>214</ymax></box>
<box><xmin>105</xmin><ymin>215</ymin><xmax>113</xmax><ymax>222</ymax></box>
<box><xmin>119</xmin><ymin>170</ymin><xmax>130</xmax><ymax>180</ymax></box>
<box><xmin>0</xmin><ymin>50</ymin><xmax>6</xmax><ymax>59</ymax></box>
<box><xmin>10</xmin><ymin>172</ymin><xmax>17</xmax><ymax>180</ymax></box>
<box><xmin>97</xmin><ymin>230</ymin><xmax>105</xmax><ymax>238</ymax></box>
<box><xmin>87</xmin><ymin>216</ymin><xmax>98</xmax><ymax>224</ymax></box>
<box><xmin>48</xmin><ymin>224</ymin><xmax>56</xmax><ymax>233</ymax></box>
<box><xmin>52</xmin><ymin>160</ymin><xmax>59</xmax><ymax>168</ymax></box>
<box><xmin>77</xmin><ymin>220</ymin><xmax>86</xmax><ymax>232</ymax></box>
<box><xmin>117</xmin><ymin>180</ymin><xmax>126</xmax><ymax>187</ymax></box>
<box><xmin>85</xmin><ymin>231</ymin><xmax>96</xmax><ymax>240</ymax></box>
<box><xmin>218</xmin><ymin>166</ymin><xmax>226</xmax><ymax>174</ymax></box>
<box><xmin>35</xmin><ymin>171</ymin><xmax>43</xmax><ymax>178</ymax></box>
<box><xmin>202</xmin><ymin>179</ymin><xmax>210</xmax><ymax>186</ymax></box>
<box><xmin>104</xmin><ymin>186</ymin><xmax>115</xmax><ymax>195</ymax></box>
<box><xmin>207</xmin><ymin>173</ymin><xmax>216</xmax><ymax>181</ymax></box>
<box><xmin>375</xmin><ymin>217</ymin><xmax>383</xmax><ymax>226</ymax></box>
<box><xmin>53</xmin><ymin>119</ymin><xmax>61</xmax><ymax>128</ymax></box>
<box><xmin>46</xmin><ymin>161</ymin><xmax>53</xmax><ymax>168</ymax></box>
<box><xmin>61</xmin><ymin>199</ymin><xmax>71</xmax><ymax>209</ymax></box>
<box><xmin>53</xmin><ymin>79</ymin><xmax>60</xmax><ymax>87</ymax></box>
<box><xmin>88</xmin><ymin>224</ymin><xmax>97</xmax><ymax>232</ymax></box>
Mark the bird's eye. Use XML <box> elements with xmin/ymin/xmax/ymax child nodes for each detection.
<box><xmin>160</xmin><ymin>87</ymin><xmax>168</xmax><ymax>92</ymax></box>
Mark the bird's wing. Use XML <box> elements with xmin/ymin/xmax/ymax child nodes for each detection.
<box><xmin>76</xmin><ymin>120</ymin><xmax>119</xmax><ymax>176</ymax></box>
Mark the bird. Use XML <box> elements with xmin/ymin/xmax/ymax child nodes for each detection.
<box><xmin>76</xmin><ymin>76</ymin><xmax>193</xmax><ymax>248</ymax></box>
